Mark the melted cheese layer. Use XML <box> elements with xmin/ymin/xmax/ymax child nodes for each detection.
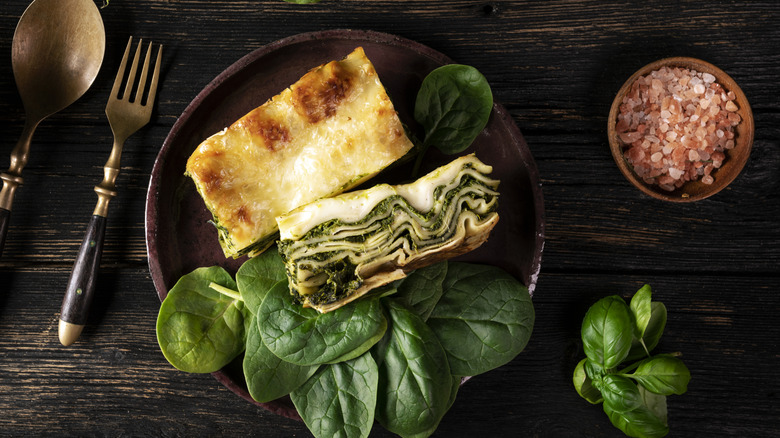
<box><xmin>186</xmin><ymin>47</ymin><xmax>414</xmax><ymax>258</ymax></box>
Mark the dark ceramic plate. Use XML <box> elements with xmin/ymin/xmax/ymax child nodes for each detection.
<box><xmin>145</xmin><ymin>29</ymin><xmax>545</xmax><ymax>420</ymax></box>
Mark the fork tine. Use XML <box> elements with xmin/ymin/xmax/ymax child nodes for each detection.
<box><xmin>133</xmin><ymin>41</ymin><xmax>153</xmax><ymax>104</ymax></box>
<box><xmin>145</xmin><ymin>45</ymin><xmax>163</xmax><ymax>107</ymax></box>
<box><xmin>110</xmin><ymin>36</ymin><xmax>133</xmax><ymax>99</ymax></box>
<box><xmin>122</xmin><ymin>39</ymin><xmax>144</xmax><ymax>100</ymax></box>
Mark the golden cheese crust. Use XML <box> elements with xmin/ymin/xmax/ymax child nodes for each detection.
<box><xmin>186</xmin><ymin>47</ymin><xmax>414</xmax><ymax>258</ymax></box>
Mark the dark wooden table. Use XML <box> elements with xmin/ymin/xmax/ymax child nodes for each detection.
<box><xmin>1</xmin><ymin>1</ymin><xmax>778</xmax><ymax>436</ymax></box>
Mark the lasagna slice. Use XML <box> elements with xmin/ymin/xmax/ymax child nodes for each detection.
<box><xmin>277</xmin><ymin>154</ymin><xmax>500</xmax><ymax>313</ymax></box>
<box><xmin>186</xmin><ymin>47</ymin><xmax>414</xmax><ymax>258</ymax></box>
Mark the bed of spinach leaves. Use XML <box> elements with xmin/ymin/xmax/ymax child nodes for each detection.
<box><xmin>156</xmin><ymin>251</ymin><xmax>534</xmax><ymax>438</ymax></box>
<box><xmin>573</xmin><ymin>285</ymin><xmax>690</xmax><ymax>438</ymax></box>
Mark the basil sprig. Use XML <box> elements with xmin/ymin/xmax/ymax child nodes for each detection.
<box><xmin>573</xmin><ymin>285</ymin><xmax>690</xmax><ymax>438</ymax></box>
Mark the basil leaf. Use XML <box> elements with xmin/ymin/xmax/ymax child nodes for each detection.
<box><xmin>601</xmin><ymin>375</ymin><xmax>669</xmax><ymax>437</ymax></box>
<box><xmin>236</xmin><ymin>246</ymin><xmax>287</xmax><ymax>315</ymax></box>
<box><xmin>393</xmin><ymin>262</ymin><xmax>448</xmax><ymax>321</ymax></box>
<box><xmin>427</xmin><ymin>262</ymin><xmax>534</xmax><ymax>376</ymax></box>
<box><xmin>243</xmin><ymin>314</ymin><xmax>319</xmax><ymax>403</ymax></box>
<box><xmin>630</xmin><ymin>284</ymin><xmax>653</xmax><ymax>338</ymax></box>
<box><xmin>600</xmin><ymin>375</ymin><xmax>643</xmax><ymax>414</ymax></box>
<box><xmin>156</xmin><ymin>267</ymin><xmax>247</xmax><ymax>373</ymax></box>
<box><xmin>291</xmin><ymin>353</ymin><xmax>378</xmax><ymax>438</ymax></box>
<box><xmin>573</xmin><ymin>358</ymin><xmax>604</xmax><ymax>404</ymax></box>
<box><xmin>630</xmin><ymin>355</ymin><xmax>691</xmax><ymax>396</ymax></box>
<box><xmin>414</xmin><ymin>64</ymin><xmax>492</xmax><ymax>155</ymax></box>
<box><xmin>259</xmin><ymin>283</ymin><xmax>387</xmax><ymax>366</ymax></box>
<box><xmin>603</xmin><ymin>378</ymin><xmax>670</xmax><ymax>438</ymax></box>
<box><xmin>581</xmin><ymin>295</ymin><xmax>633</xmax><ymax>369</ymax></box>
<box><xmin>639</xmin><ymin>385</ymin><xmax>669</xmax><ymax>426</ymax></box>
<box><xmin>374</xmin><ymin>300</ymin><xmax>454</xmax><ymax>437</ymax></box>
<box><xmin>603</xmin><ymin>401</ymin><xmax>669</xmax><ymax>438</ymax></box>
<box><xmin>584</xmin><ymin>359</ymin><xmax>606</xmax><ymax>391</ymax></box>
<box><xmin>626</xmin><ymin>301</ymin><xmax>668</xmax><ymax>362</ymax></box>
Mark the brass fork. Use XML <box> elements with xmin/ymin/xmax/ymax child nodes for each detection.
<box><xmin>59</xmin><ymin>37</ymin><xmax>162</xmax><ymax>346</ymax></box>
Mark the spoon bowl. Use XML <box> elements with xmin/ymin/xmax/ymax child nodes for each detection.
<box><xmin>0</xmin><ymin>0</ymin><xmax>105</xmax><ymax>254</ymax></box>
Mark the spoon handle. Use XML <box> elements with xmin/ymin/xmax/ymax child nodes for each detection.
<box><xmin>0</xmin><ymin>207</ymin><xmax>9</xmax><ymax>256</ymax></box>
<box><xmin>59</xmin><ymin>214</ymin><xmax>107</xmax><ymax>346</ymax></box>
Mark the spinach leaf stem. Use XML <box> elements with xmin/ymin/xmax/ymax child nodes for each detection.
<box><xmin>209</xmin><ymin>282</ymin><xmax>243</xmax><ymax>301</ymax></box>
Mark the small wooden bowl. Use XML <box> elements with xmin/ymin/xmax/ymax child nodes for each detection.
<box><xmin>608</xmin><ymin>57</ymin><xmax>754</xmax><ymax>202</ymax></box>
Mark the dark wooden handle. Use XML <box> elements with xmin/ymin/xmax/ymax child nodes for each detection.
<box><xmin>0</xmin><ymin>207</ymin><xmax>9</xmax><ymax>256</ymax></box>
<box><xmin>60</xmin><ymin>215</ymin><xmax>107</xmax><ymax>325</ymax></box>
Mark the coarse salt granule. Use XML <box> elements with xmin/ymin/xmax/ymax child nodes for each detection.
<box><xmin>615</xmin><ymin>66</ymin><xmax>741</xmax><ymax>191</ymax></box>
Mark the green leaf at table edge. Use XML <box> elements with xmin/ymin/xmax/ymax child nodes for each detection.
<box><xmin>156</xmin><ymin>266</ymin><xmax>247</xmax><ymax>374</ymax></box>
<box><xmin>374</xmin><ymin>300</ymin><xmax>454</xmax><ymax>437</ymax></box>
<box><xmin>290</xmin><ymin>352</ymin><xmax>378</xmax><ymax>438</ymax></box>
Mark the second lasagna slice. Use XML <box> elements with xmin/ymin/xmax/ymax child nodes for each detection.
<box><xmin>277</xmin><ymin>154</ymin><xmax>500</xmax><ymax>313</ymax></box>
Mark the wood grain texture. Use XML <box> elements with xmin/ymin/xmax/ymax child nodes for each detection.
<box><xmin>1</xmin><ymin>0</ymin><xmax>779</xmax><ymax>436</ymax></box>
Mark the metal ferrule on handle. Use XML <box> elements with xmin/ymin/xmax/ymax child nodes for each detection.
<box><xmin>0</xmin><ymin>119</ymin><xmax>39</xmax><ymax>256</ymax></box>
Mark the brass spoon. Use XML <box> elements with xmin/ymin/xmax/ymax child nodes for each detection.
<box><xmin>0</xmin><ymin>0</ymin><xmax>106</xmax><ymax>255</ymax></box>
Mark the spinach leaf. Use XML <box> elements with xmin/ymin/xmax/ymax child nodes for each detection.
<box><xmin>236</xmin><ymin>247</ymin><xmax>287</xmax><ymax>315</ymax></box>
<box><xmin>243</xmin><ymin>313</ymin><xmax>319</xmax><ymax>403</ymax></box>
<box><xmin>325</xmin><ymin>316</ymin><xmax>388</xmax><ymax>364</ymax></box>
<box><xmin>392</xmin><ymin>262</ymin><xmax>448</xmax><ymax>321</ymax></box>
<box><xmin>626</xmin><ymin>301</ymin><xmax>667</xmax><ymax>362</ymax></box>
<box><xmin>374</xmin><ymin>300</ymin><xmax>454</xmax><ymax>437</ymax></box>
<box><xmin>411</xmin><ymin>64</ymin><xmax>492</xmax><ymax>174</ymax></box>
<box><xmin>156</xmin><ymin>266</ymin><xmax>248</xmax><ymax>373</ymax></box>
<box><xmin>259</xmin><ymin>282</ymin><xmax>387</xmax><ymax>366</ymax></box>
<box><xmin>629</xmin><ymin>355</ymin><xmax>690</xmax><ymax>396</ymax></box>
<box><xmin>573</xmin><ymin>358</ymin><xmax>604</xmax><ymax>404</ymax></box>
<box><xmin>414</xmin><ymin>64</ymin><xmax>493</xmax><ymax>154</ymax></box>
<box><xmin>427</xmin><ymin>262</ymin><xmax>534</xmax><ymax>376</ymax></box>
<box><xmin>291</xmin><ymin>353</ymin><xmax>378</xmax><ymax>438</ymax></box>
<box><xmin>581</xmin><ymin>295</ymin><xmax>633</xmax><ymax>370</ymax></box>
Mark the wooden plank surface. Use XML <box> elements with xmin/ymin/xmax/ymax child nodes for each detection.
<box><xmin>1</xmin><ymin>0</ymin><xmax>779</xmax><ymax>436</ymax></box>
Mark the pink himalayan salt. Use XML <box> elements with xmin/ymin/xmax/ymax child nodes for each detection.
<box><xmin>616</xmin><ymin>66</ymin><xmax>741</xmax><ymax>191</ymax></box>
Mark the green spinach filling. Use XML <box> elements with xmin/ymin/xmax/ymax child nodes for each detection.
<box><xmin>278</xmin><ymin>167</ymin><xmax>499</xmax><ymax>307</ymax></box>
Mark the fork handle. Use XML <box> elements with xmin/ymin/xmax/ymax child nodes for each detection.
<box><xmin>0</xmin><ymin>207</ymin><xmax>10</xmax><ymax>256</ymax></box>
<box><xmin>59</xmin><ymin>214</ymin><xmax>107</xmax><ymax>346</ymax></box>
